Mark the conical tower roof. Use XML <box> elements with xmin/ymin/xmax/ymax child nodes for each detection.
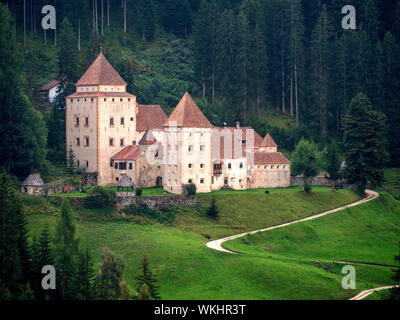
<box><xmin>164</xmin><ymin>92</ymin><xmax>213</xmax><ymax>128</ymax></box>
<box><xmin>260</xmin><ymin>133</ymin><xmax>278</xmax><ymax>147</ymax></box>
<box><xmin>76</xmin><ymin>52</ymin><xmax>126</xmax><ymax>86</ymax></box>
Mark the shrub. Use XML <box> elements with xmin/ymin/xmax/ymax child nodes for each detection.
<box><xmin>135</xmin><ymin>188</ymin><xmax>143</xmax><ymax>197</ymax></box>
<box><xmin>184</xmin><ymin>183</ymin><xmax>196</xmax><ymax>196</ymax></box>
<box><xmin>84</xmin><ymin>186</ymin><xmax>117</xmax><ymax>209</ymax></box>
<box><xmin>125</xmin><ymin>202</ymin><xmax>175</xmax><ymax>223</ymax></box>
<box><xmin>304</xmin><ymin>184</ymin><xmax>312</xmax><ymax>193</ymax></box>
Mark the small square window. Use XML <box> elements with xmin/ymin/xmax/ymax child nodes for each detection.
<box><xmin>130</xmin><ymin>117</ymin><xmax>134</xmax><ymax>121</ymax></box>
<box><xmin>110</xmin><ymin>138</ymin><xmax>114</xmax><ymax>146</ymax></box>
<box><xmin>120</xmin><ymin>139</ymin><xmax>124</xmax><ymax>147</ymax></box>
<box><xmin>110</xmin><ymin>160</ymin><xmax>113</xmax><ymax>167</ymax></box>
<box><xmin>188</xmin><ymin>164</ymin><xmax>193</xmax><ymax>169</ymax></box>
<box><xmin>120</xmin><ymin>117</ymin><xmax>124</xmax><ymax>125</ymax></box>
<box><xmin>110</xmin><ymin>117</ymin><xmax>114</xmax><ymax>126</ymax></box>
<box><xmin>200</xmin><ymin>145</ymin><xmax>205</xmax><ymax>151</ymax></box>
<box><xmin>200</xmin><ymin>164</ymin><xmax>205</xmax><ymax>168</ymax></box>
<box><xmin>129</xmin><ymin>163</ymin><xmax>133</xmax><ymax>170</ymax></box>
<box><xmin>188</xmin><ymin>179</ymin><xmax>193</xmax><ymax>184</ymax></box>
<box><xmin>228</xmin><ymin>163</ymin><xmax>232</xmax><ymax>169</ymax></box>
<box><xmin>200</xmin><ymin>179</ymin><xmax>204</xmax><ymax>184</ymax></box>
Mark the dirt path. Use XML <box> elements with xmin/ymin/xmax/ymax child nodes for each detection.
<box><xmin>349</xmin><ymin>285</ymin><xmax>399</xmax><ymax>300</ymax></box>
<box><xmin>206</xmin><ymin>189</ymin><xmax>379</xmax><ymax>254</ymax></box>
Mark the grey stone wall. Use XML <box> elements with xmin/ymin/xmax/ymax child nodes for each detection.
<box><xmin>115</xmin><ymin>193</ymin><xmax>196</xmax><ymax>211</ymax></box>
<box><xmin>290</xmin><ymin>176</ymin><xmax>354</xmax><ymax>189</ymax></box>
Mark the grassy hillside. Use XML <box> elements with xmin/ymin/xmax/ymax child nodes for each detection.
<box><xmin>224</xmin><ymin>192</ymin><xmax>400</xmax><ymax>299</ymax></box>
<box><xmin>25</xmin><ymin>186</ymin><xmax>367</xmax><ymax>299</ymax></box>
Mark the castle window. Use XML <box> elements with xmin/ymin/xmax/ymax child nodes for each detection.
<box><xmin>200</xmin><ymin>178</ymin><xmax>204</xmax><ymax>184</ymax></box>
<box><xmin>188</xmin><ymin>145</ymin><xmax>193</xmax><ymax>152</ymax></box>
<box><xmin>109</xmin><ymin>138</ymin><xmax>114</xmax><ymax>146</ymax></box>
<box><xmin>129</xmin><ymin>163</ymin><xmax>133</xmax><ymax>170</ymax></box>
<box><xmin>75</xmin><ymin>116</ymin><xmax>80</xmax><ymax>127</ymax></box>
<box><xmin>104</xmin><ymin>98</ymin><xmax>106</xmax><ymax>102</ymax></box>
<box><xmin>120</xmin><ymin>98</ymin><xmax>123</xmax><ymax>102</ymax></box>
<box><xmin>119</xmin><ymin>162</ymin><xmax>127</xmax><ymax>170</ymax></box>
<box><xmin>76</xmin><ymin>160</ymin><xmax>80</xmax><ymax>167</ymax></box>
<box><xmin>110</xmin><ymin>117</ymin><xmax>114</xmax><ymax>126</ymax></box>
<box><xmin>128</xmin><ymin>98</ymin><xmax>131</xmax><ymax>102</ymax></box>
<box><xmin>110</xmin><ymin>160</ymin><xmax>113</xmax><ymax>167</ymax></box>
<box><xmin>112</xmin><ymin>98</ymin><xmax>115</xmax><ymax>102</ymax></box>
<box><xmin>84</xmin><ymin>98</ymin><xmax>87</xmax><ymax>102</ymax></box>
<box><xmin>188</xmin><ymin>179</ymin><xmax>193</xmax><ymax>184</ymax></box>
<box><xmin>200</xmin><ymin>164</ymin><xmax>205</xmax><ymax>169</ymax></box>
<box><xmin>84</xmin><ymin>117</ymin><xmax>89</xmax><ymax>127</ymax></box>
<box><xmin>188</xmin><ymin>164</ymin><xmax>193</xmax><ymax>168</ymax></box>
<box><xmin>116</xmin><ymin>177</ymin><xmax>119</xmax><ymax>181</ymax></box>
<box><xmin>84</xmin><ymin>136</ymin><xmax>89</xmax><ymax>147</ymax></box>
<box><xmin>120</xmin><ymin>139</ymin><xmax>124</xmax><ymax>147</ymax></box>
<box><xmin>120</xmin><ymin>117</ymin><xmax>124</xmax><ymax>125</ymax></box>
<box><xmin>70</xmin><ymin>99</ymin><xmax>73</xmax><ymax>103</ymax></box>
<box><xmin>114</xmin><ymin>162</ymin><xmax>118</xmax><ymax>169</ymax></box>
<box><xmin>240</xmin><ymin>162</ymin><xmax>243</xmax><ymax>169</ymax></box>
<box><xmin>84</xmin><ymin>160</ymin><xmax>89</xmax><ymax>167</ymax></box>
<box><xmin>200</xmin><ymin>145</ymin><xmax>205</xmax><ymax>151</ymax></box>
<box><xmin>130</xmin><ymin>117</ymin><xmax>134</xmax><ymax>121</ymax></box>
<box><xmin>75</xmin><ymin>137</ymin><xmax>80</xmax><ymax>146</ymax></box>
<box><xmin>228</xmin><ymin>163</ymin><xmax>231</xmax><ymax>169</ymax></box>
<box><xmin>91</xmin><ymin>98</ymin><xmax>94</xmax><ymax>102</ymax></box>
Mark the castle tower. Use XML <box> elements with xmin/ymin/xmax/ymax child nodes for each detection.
<box><xmin>163</xmin><ymin>92</ymin><xmax>213</xmax><ymax>194</ymax></box>
<box><xmin>66</xmin><ymin>52</ymin><xmax>138</xmax><ymax>185</ymax></box>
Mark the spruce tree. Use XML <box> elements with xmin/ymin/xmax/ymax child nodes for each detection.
<box><xmin>206</xmin><ymin>196</ymin><xmax>219</xmax><ymax>218</ymax></box>
<box><xmin>137</xmin><ymin>283</ymin><xmax>152</xmax><ymax>300</ymax></box>
<box><xmin>54</xmin><ymin>200</ymin><xmax>79</xmax><ymax>299</ymax></box>
<box><xmin>342</xmin><ymin>93</ymin><xmax>389</xmax><ymax>194</ymax></box>
<box><xmin>66</xmin><ymin>145</ymin><xmax>76</xmax><ymax>174</ymax></box>
<box><xmin>0</xmin><ymin>4</ymin><xmax>48</xmax><ymax>178</ymax></box>
<box><xmin>0</xmin><ymin>172</ymin><xmax>29</xmax><ymax>298</ymax></box>
<box><xmin>75</xmin><ymin>247</ymin><xmax>95</xmax><ymax>300</ymax></box>
<box><xmin>324</xmin><ymin>142</ymin><xmax>342</xmax><ymax>191</ymax></box>
<box><xmin>135</xmin><ymin>254</ymin><xmax>161</xmax><ymax>300</ymax></box>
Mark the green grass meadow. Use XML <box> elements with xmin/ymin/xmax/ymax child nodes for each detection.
<box><xmin>24</xmin><ymin>172</ymin><xmax>400</xmax><ymax>300</ymax></box>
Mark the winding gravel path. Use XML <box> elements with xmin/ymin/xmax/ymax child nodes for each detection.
<box><xmin>206</xmin><ymin>189</ymin><xmax>399</xmax><ymax>300</ymax></box>
<box><xmin>206</xmin><ymin>189</ymin><xmax>379</xmax><ymax>254</ymax></box>
<box><xmin>349</xmin><ymin>285</ymin><xmax>399</xmax><ymax>300</ymax></box>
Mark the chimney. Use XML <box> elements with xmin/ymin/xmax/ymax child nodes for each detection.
<box><xmin>236</xmin><ymin>121</ymin><xmax>240</xmax><ymax>129</ymax></box>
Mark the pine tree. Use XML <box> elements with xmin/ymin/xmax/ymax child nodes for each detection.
<box><xmin>75</xmin><ymin>247</ymin><xmax>95</xmax><ymax>300</ymax></box>
<box><xmin>342</xmin><ymin>93</ymin><xmax>389</xmax><ymax>194</ymax></box>
<box><xmin>324</xmin><ymin>142</ymin><xmax>342</xmax><ymax>191</ymax></box>
<box><xmin>135</xmin><ymin>254</ymin><xmax>161</xmax><ymax>300</ymax></box>
<box><xmin>0</xmin><ymin>4</ymin><xmax>48</xmax><ymax>178</ymax></box>
<box><xmin>0</xmin><ymin>172</ymin><xmax>30</xmax><ymax>298</ymax></box>
<box><xmin>66</xmin><ymin>145</ymin><xmax>76</xmax><ymax>174</ymax></box>
<box><xmin>310</xmin><ymin>5</ymin><xmax>335</xmax><ymax>135</ymax></box>
<box><xmin>54</xmin><ymin>200</ymin><xmax>79</xmax><ymax>299</ymax></box>
<box><xmin>49</xmin><ymin>17</ymin><xmax>82</xmax><ymax>164</ymax></box>
<box><xmin>206</xmin><ymin>196</ymin><xmax>219</xmax><ymax>218</ymax></box>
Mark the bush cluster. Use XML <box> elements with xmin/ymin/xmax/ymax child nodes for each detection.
<box><xmin>124</xmin><ymin>201</ymin><xmax>175</xmax><ymax>223</ymax></box>
<box><xmin>84</xmin><ymin>186</ymin><xmax>117</xmax><ymax>209</ymax></box>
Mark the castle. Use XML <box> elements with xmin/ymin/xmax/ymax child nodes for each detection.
<box><xmin>66</xmin><ymin>53</ymin><xmax>291</xmax><ymax>194</ymax></box>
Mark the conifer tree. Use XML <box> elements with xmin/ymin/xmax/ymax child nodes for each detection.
<box><xmin>324</xmin><ymin>142</ymin><xmax>342</xmax><ymax>191</ymax></box>
<box><xmin>137</xmin><ymin>283</ymin><xmax>152</xmax><ymax>300</ymax></box>
<box><xmin>342</xmin><ymin>93</ymin><xmax>389</xmax><ymax>194</ymax></box>
<box><xmin>135</xmin><ymin>254</ymin><xmax>160</xmax><ymax>300</ymax></box>
<box><xmin>75</xmin><ymin>247</ymin><xmax>95</xmax><ymax>300</ymax></box>
<box><xmin>54</xmin><ymin>200</ymin><xmax>79</xmax><ymax>299</ymax></box>
<box><xmin>66</xmin><ymin>145</ymin><xmax>76</xmax><ymax>174</ymax></box>
<box><xmin>0</xmin><ymin>4</ymin><xmax>48</xmax><ymax>178</ymax></box>
<box><xmin>206</xmin><ymin>196</ymin><xmax>219</xmax><ymax>218</ymax></box>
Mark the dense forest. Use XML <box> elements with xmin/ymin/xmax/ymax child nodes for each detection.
<box><xmin>0</xmin><ymin>0</ymin><xmax>399</xmax><ymax>177</ymax></box>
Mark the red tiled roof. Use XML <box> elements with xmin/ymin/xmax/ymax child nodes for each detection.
<box><xmin>139</xmin><ymin>130</ymin><xmax>157</xmax><ymax>145</ymax></box>
<box><xmin>40</xmin><ymin>80</ymin><xmax>60</xmax><ymax>91</ymax></box>
<box><xmin>213</xmin><ymin>127</ymin><xmax>263</xmax><ymax>159</ymax></box>
<box><xmin>111</xmin><ymin>145</ymin><xmax>139</xmax><ymax>161</ymax></box>
<box><xmin>253</xmin><ymin>152</ymin><xmax>290</xmax><ymax>165</ymax></box>
<box><xmin>76</xmin><ymin>52</ymin><xmax>127</xmax><ymax>86</ymax></box>
<box><xmin>67</xmin><ymin>92</ymin><xmax>135</xmax><ymax>98</ymax></box>
<box><xmin>137</xmin><ymin>105</ymin><xmax>168</xmax><ymax>132</ymax></box>
<box><xmin>260</xmin><ymin>133</ymin><xmax>278</xmax><ymax>147</ymax></box>
<box><xmin>164</xmin><ymin>92</ymin><xmax>213</xmax><ymax>128</ymax></box>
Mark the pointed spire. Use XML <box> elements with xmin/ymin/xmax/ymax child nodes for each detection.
<box><xmin>164</xmin><ymin>92</ymin><xmax>213</xmax><ymax>128</ymax></box>
<box><xmin>260</xmin><ymin>133</ymin><xmax>278</xmax><ymax>148</ymax></box>
<box><xmin>76</xmin><ymin>52</ymin><xmax>126</xmax><ymax>86</ymax></box>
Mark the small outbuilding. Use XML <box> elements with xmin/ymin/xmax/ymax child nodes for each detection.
<box><xmin>117</xmin><ymin>175</ymin><xmax>134</xmax><ymax>192</ymax></box>
<box><xmin>21</xmin><ymin>173</ymin><xmax>45</xmax><ymax>195</ymax></box>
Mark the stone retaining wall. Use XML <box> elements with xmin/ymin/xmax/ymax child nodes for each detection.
<box><xmin>115</xmin><ymin>193</ymin><xmax>197</xmax><ymax>211</ymax></box>
<box><xmin>290</xmin><ymin>176</ymin><xmax>354</xmax><ymax>189</ymax></box>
